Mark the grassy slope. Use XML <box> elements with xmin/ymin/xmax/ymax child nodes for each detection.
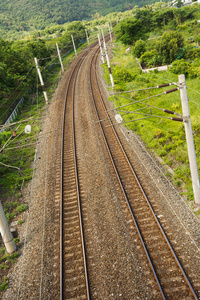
<box><xmin>106</xmin><ymin>41</ymin><xmax>200</xmax><ymax>212</ymax></box>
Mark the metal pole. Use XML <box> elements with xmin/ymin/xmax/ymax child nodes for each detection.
<box><xmin>34</xmin><ymin>57</ymin><xmax>48</xmax><ymax>104</ymax></box>
<box><xmin>101</xmin><ymin>29</ymin><xmax>115</xmax><ymax>89</ymax></box>
<box><xmin>98</xmin><ymin>34</ymin><xmax>105</xmax><ymax>64</ymax></box>
<box><xmin>85</xmin><ymin>29</ymin><xmax>89</xmax><ymax>45</ymax></box>
<box><xmin>179</xmin><ymin>74</ymin><xmax>200</xmax><ymax>204</ymax></box>
<box><xmin>108</xmin><ymin>24</ymin><xmax>112</xmax><ymax>42</ymax></box>
<box><xmin>71</xmin><ymin>35</ymin><xmax>77</xmax><ymax>57</ymax></box>
<box><xmin>56</xmin><ymin>43</ymin><xmax>64</xmax><ymax>73</ymax></box>
<box><xmin>0</xmin><ymin>201</ymin><xmax>16</xmax><ymax>253</ymax></box>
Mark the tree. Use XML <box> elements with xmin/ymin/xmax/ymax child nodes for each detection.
<box><xmin>156</xmin><ymin>31</ymin><xmax>184</xmax><ymax>64</ymax></box>
<box><xmin>174</xmin><ymin>0</ymin><xmax>183</xmax><ymax>8</ymax></box>
<box><xmin>135</xmin><ymin>8</ymin><xmax>154</xmax><ymax>30</ymax></box>
<box><xmin>114</xmin><ymin>17</ymin><xmax>148</xmax><ymax>45</ymax></box>
<box><xmin>133</xmin><ymin>40</ymin><xmax>146</xmax><ymax>58</ymax></box>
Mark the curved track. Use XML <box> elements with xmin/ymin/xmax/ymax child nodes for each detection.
<box><xmin>60</xmin><ymin>38</ymin><xmax>199</xmax><ymax>299</ymax></box>
<box><xmin>61</xmin><ymin>47</ymin><xmax>92</xmax><ymax>299</ymax></box>
<box><xmin>89</xmin><ymin>44</ymin><xmax>198</xmax><ymax>299</ymax></box>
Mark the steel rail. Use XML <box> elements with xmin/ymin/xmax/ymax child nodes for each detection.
<box><xmin>90</xmin><ymin>44</ymin><xmax>198</xmax><ymax>299</ymax></box>
<box><xmin>60</xmin><ymin>43</ymin><xmax>98</xmax><ymax>299</ymax></box>
<box><xmin>89</xmin><ymin>41</ymin><xmax>166</xmax><ymax>300</ymax></box>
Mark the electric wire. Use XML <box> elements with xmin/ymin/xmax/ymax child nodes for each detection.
<box><xmin>110</xmin><ymin>83</ymin><xmax>175</xmax><ymax>95</ymax></box>
<box><xmin>136</xmin><ymin>121</ymin><xmax>198</xmax><ymax>192</ymax></box>
<box><xmin>0</xmin><ymin>66</ymin><xmax>33</xmax><ymax>109</ymax></box>
<box><xmin>126</xmin><ymin>127</ymin><xmax>200</xmax><ymax>252</ymax></box>
<box><xmin>142</xmin><ymin>70</ymin><xmax>200</xmax><ymax>108</ymax></box>
<box><xmin>107</xmin><ymin>90</ymin><xmax>178</xmax><ymax>113</ymax></box>
<box><xmin>114</xmin><ymin>94</ymin><xmax>182</xmax><ymax>117</ymax></box>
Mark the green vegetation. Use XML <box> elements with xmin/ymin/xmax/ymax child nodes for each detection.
<box><xmin>0</xmin><ymin>0</ymin><xmax>169</xmax><ymax>39</ymax></box>
<box><xmin>0</xmin><ymin>278</ymin><xmax>8</xmax><ymax>291</ymax></box>
<box><xmin>106</xmin><ymin>21</ymin><xmax>200</xmax><ymax>204</ymax></box>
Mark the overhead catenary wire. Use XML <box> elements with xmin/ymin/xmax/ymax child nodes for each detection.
<box><xmin>141</xmin><ymin>71</ymin><xmax>200</xmax><ymax>108</ymax></box>
<box><xmin>0</xmin><ymin>66</ymin><xmax>34</xmax><ymax>110</ymax></box>
<box><xmin>110</xmin><ymin>83</ymin><xmax>176</xmax><ymax>95</ymax></box>
<box><xmin>112</xmin><ymin>95</ymin><xmax>182</xmax><ymax>117</ymax></box>
<box><xmin>107</xmin><ymin>88</ymin><xmax>179</xmax><ymax>113</ymax></box>
<box><xmin>126</xmin><ymin>127</ymin><xmax>200</xmax><ymax>252</ymax></box>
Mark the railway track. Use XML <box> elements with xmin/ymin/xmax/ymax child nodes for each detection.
<box><xmin>60</xmin><ymin>36</ymin><xmax>199</xmax><ymax>299</ymax></box>
<box><xmin>89</xmin><ymin>44</ymin><xmax>199</xmax><ymax>299</ymax></box>
<box><xmin>60</xmin><ymin>47</ymin><xmax>92</xmax><ymax>299</ymax></box>
<box><xmin>60</xmin><ymin>37</ymin><xmax>110</xmax><ymax>299</ymax></box>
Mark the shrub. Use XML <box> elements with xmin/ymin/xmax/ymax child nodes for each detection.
<box><xmin>186</xmin><ymin>47</ymin><xmax>200</xmax><ymax>60</ymax></box>
<box><xmin>113</xmin><ymin>65</ymin><xmax>134</xmax><ymax>83</ymax></box>
<box><xmin>156</xmin><ymin>31</ymin><xmax>184</xmax><ymax>64</ymax></box>
<box><xmin>17</xmin><ymin>219</ymin><xmax>24</xmax><ymax>225</ymax></box>
<box><xmin>5</xmin><ymin>212</ymin><xmax>16</xmax><ymax>221</ymax></box>
<box><xmin>0</xmin><ymin>278</ymin><xmax>8</xmax><ymax>291</ymax></box>
<box><xmin>15</xmin><ymin>204</ymin><xmax>27</xmax><ymax>213</ymax></box>
<box><xmin>133</xmin><ymin>40</ymin><xmax>146</xmax><ymax>58</ymax></box>
<box><xmin>140</xmin><ymin>50</ymin><xmax>163</xmax><ymax>68</ymax></box>
<box><xmin>169</xmin><ymin>59</ymin><xmax>190</xmax><ymax>75</ymax></box>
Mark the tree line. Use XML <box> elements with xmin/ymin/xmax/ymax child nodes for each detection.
<box><xmin>0</xmin><ymin>0</ymin><xmax>168</xmax><ymax>39</ymax></box>
<box><xmin>114</xmin><ymin>4</ymin><xmax>200</xmax><ymax>76</ymax></box>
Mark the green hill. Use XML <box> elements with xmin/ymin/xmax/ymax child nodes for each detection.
<box><xmin>0</xmin><ymin>0</ymin><xmax>167</xmax><ymax>39</ymax></box>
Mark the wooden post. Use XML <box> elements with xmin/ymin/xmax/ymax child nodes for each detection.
<box><xmin>34</xmin><ymin>57</ymin><xmax>48</xmax><ymax>104</ymax></box>
<box><xmin>179</xmin><ymin>74</ymin><xmax>200</xmax><ymax>204</ymax></box>
<box><xmin>71</xmin><ymin>35</ymin><xmax>77</xmax><ymax>56</ymax></box>
<box><xmin>56</xmin><ymin>43</ymin><xmax>64</xmax><ymax>73</ymax></box>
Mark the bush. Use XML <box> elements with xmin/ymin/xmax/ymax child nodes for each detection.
<box><xmin>170</xmin><ymin>59</ymin><xmax>190</xmax><ymax>75</ymax></box>
<box><xmin>133</xmin><ymin>40</ymin><xmax>146</xmax><ymax>58</ymax></box>
<box><xmin>186</xmin><ymin>47</ymin><xmax>200</xmax><ymax>60</ymax></box>
<box><xmin>113</xmin><ymin>65</ymin><xmax>134</xmax><ymax>83</ymax></box>
<box><xmin>15</xmin><ymin>204</ymin><xmax>27</xmax><ymax>213</ymax></box>
<box><xmin>140</xmin><ymin>50</ymin><xmax>163</xmax><ymax>68</ymax></box>
<box><xmin>156</xmin><ymin>31</ymin><xmax>184</xmax><ymax>64</ymax></box>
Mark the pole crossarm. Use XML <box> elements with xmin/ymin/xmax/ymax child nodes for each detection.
<box><xmin>179</xmin><ymin>74</ymin><xmax>200</xmax><ymax>204</ymax></box>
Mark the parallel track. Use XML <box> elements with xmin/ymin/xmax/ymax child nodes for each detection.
<box><xmin>60</xmin><ymin>37</ymin><xmax>198</xmax><ymax>299</ymax></box>
<box><xmin>89</xmin><ymin>44</ymin><xmax>199</xmax><ymax>299</ymax></box>
<box><xmin>60</xmin><ymin>47</ymin><xmax>91</xmax><ymax>300</ymax></box>
<box><xmin>60</xmin><ymin>38</ymin><xmax>109</xmax><ymax>299</ymax></box>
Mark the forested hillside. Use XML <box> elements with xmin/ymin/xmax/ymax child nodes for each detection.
<box><xmin>0</xmin><ymin>0</ymin><xmax>167</xmax><ymax>39</ymax></box>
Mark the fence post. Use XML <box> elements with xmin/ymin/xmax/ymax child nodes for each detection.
<box><xmin>179</xmin><ymin>74</ymin><xmax>200</xmax><ymax>204</ymax></box>
<box><xmin>0</xmin><ymin>201</ymin><xmax>16</xmax><ymax>253</ymax></box>
<box><xmin>56</xmin><ymin>43</ymin><xmax>64</xmax><ymax>73</ymax></box>
<box><xmin>34</xmin><ymin>57</ymin><xmax>48</xmax><ymax>104</ymax></box>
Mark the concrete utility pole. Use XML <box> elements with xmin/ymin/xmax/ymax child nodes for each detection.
<box><xmin>108</xmin><ymin>24</ymin><xmax>112</xmax><ymax>42</ymax></box>
<box><xmin>34</xmin><ymin>57</ymin><xmax>48</xmax><ymax>104</ymax></box>
<box><xmin>0</xmin><ymin>201</ymin><xmax>16</xmax><ymax>253</ymax></box>
<box><xmin>101</xmin><ymin>29</ymin><xmax>115</xmax><ymax>89</ymax></box>
<box><xmin>98</xmin><ymin>34</ymin><xmax>105</xmax><ymax>64</ymax></box>
<box><xmin>85</xmin><ymin>29</ymin><xmax>89</xmax><ymax>45</ymax></box>
<box><xmin>179</xmin><ymin>74</ymin><xmax>200</xmax><ymax>204</ymax></box>
<box><xmin>71</xmin><ymin>35</ymin><xmax>77</xmax><ymax>57</ymax></box>
<box><xmin>56</xmin><ymin>43</ymin><xmax>64</xmax><ymax>73</ymax></box>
